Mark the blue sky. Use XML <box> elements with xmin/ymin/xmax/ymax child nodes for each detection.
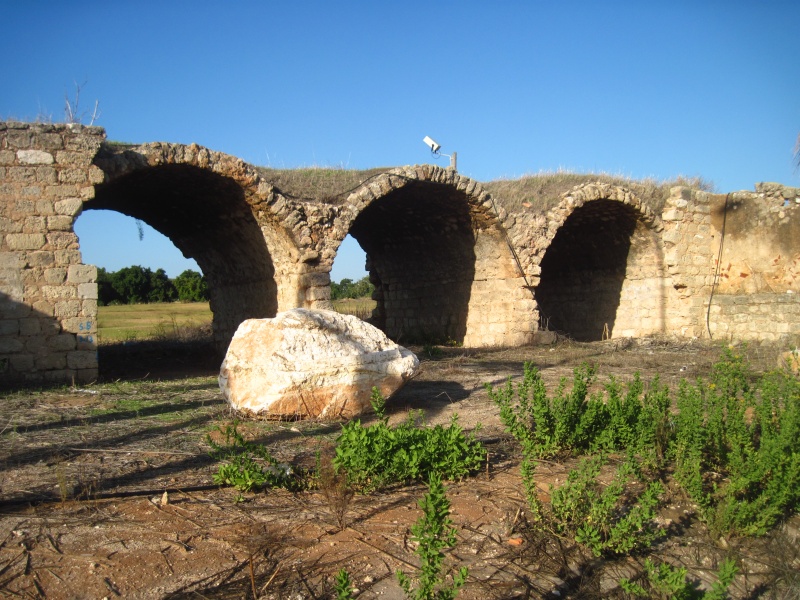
<box><xmin>3</xmin><ymin>1</ymin><xmax>799</xmax><ymax>280</ymax></box>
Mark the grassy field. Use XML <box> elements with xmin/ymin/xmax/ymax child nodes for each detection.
<box><xmin>97</xmin><ymin>299</ymin><xmax>376</xmax><ymax>343</ymax></box>
<box><xmin>97</xmin><ymin>302</ymin><xmax>213</xmax><ymax>343</ymax></box>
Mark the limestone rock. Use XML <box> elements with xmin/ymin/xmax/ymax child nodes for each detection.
<box><xmin>219</xmin><ymin>308</ymin><xmax>419</xmax><ymax>419</ymax></box>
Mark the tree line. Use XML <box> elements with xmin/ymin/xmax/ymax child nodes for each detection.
<box><xmin>97</xmin><ymin>267</ymin><xmax>373</xmax><ymax>305</ymax></box>
<box><xmin>97</xmin><ymin>266</ymin><xmax>209</xmax><ymax>305</ymax></box>
<box><xmin>331</xmin><ymin>276</ymin><xmax>374</xmax><ymax>300</ymax></box>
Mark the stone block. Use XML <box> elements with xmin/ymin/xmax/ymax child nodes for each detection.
<box><xmin>0</xmin><ymin>336</ymin><xmax>25</xmax><ymax>353</ymax></box>
<box><xmin>77</xmin><ymin>282</ymin><xmax>97</xmax><ymax>299</ymax></box>
<box><xmin>17</xmin><ymin>150</ymin><xmax>54</xmax><ymax>165</ymax></box>
<box><xmin>75</xmin><ymin>367</ymin><xmax>98</xmax><ymax>383</ymax></box>
<box><xmin>54</xmin><ymin>249</ymin><xmax>81</xmax><ymax>265</ymax></box>
<box><xmin>0</xmin><ymin>218</ymin><xmax>23</xmax><ymax>234</ymax></box>
<box><xmin>32</xmin><ymin>300</ymin><xmax>54</xmax><ymax>317</ymax></box>
<box><xmin>22</xmin><ymin>216</ymin><xmax>46</xmax><ymax>233</ymax></box>
<box><xmin>33</xmin><ymin>133</ymin><xmax>64</xmax><ymax>151</ymax></box>
<box><xmin>42</xmin><ymin>285</ymin><xmax>76</xmax><ymax>300</ymax></box>
<box><xmin>662</xmin><ymin>209</ymin><xmax>685</xmax><ymax>222</ymax></box>
<box><xmin>44</xmin><ymin>267</ymin><xmax>67</xmax><ymax>284</ymax></box>
<box><xmin>42</xmin><ymin>369</ymin><xmax>73</xmax><ymax>383</ymax></box>
<box><xmin>0</xmin><ymin>319</ymin><xmax>19</xmax><ymax>335</ymax></box>
<box><xmin>54</xmin><ymin>299</ymin><xmax>82</xmax><ymax>318</ymax></box>
<box><xmin>23</xmin><ymin>335</ymin><xmax>46</xmax><ymax>354</ymax></box>
<box><xmin>9</xmin><ymin>354</ymin><xmax>34</xmax><ymax>371</ymax></box>
<box><xmin>18</xmin><ymin>318</ymin><xmax>41</xmax><ymax>336</ymax></box>
<box><xmin>36</xmin><ymin>353</ymin><xmax>67</xmax><ymax>370</ymax></box>
<box><xmin>6</xmin><ymin>233</ymin><xmax>45</xmax><ymax>250</ymax></box>
<box><xmin>46</xmin><ymin>232</ymin><xmax>78</xmax><ymax>250</ymax></box>
<box><xmin>55</xmin><ymin>151</ymin><xmax>89</xmax><ymax>166</ymax></box>
<box><xmin>67</xmin><ymin>350</ymin><xmax>98</xmax><ymax>370</ymax></box>
<box><xmin>47</xmin><ymin>216</ymin><xmax>73</xmax><ymax>231</ymax></box>
<box><xmin>25</xmin><ymin>250</ymin><xmax>55</xmax><ymax>268</ymax></box>
<box><xmin>50</xmin><ymin>333</ymin><xmax>76</xmax><ymax>351</ymax></box>
<box><xmin>67</xmin><ymin>264</ymin><xmax>96</xmax><ymax>284</ymax></box>
<box><xmin>54</xmin><ymin>198</ymin><xmax>83</xmax><ymax>216</ymax></box>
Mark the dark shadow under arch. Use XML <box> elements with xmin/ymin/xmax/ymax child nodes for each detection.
<box><xmin>88</xmin><ymin>164</ymin><xmax>278</xmax><ymax>351</ymax></box>
<box><xmin>348</xmin><ymin>180</ymin><xmax>476</xmax><ymax>344</ymax></box>
<box><xmin>536</xmin><ymin>200</ymin><xmax>639</xmax><ymax>341</ymax></box>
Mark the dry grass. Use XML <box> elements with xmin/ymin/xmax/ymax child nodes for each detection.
<box><xmin>255</xmin><ymin>164</ymin><xmax>714</xmax><ymax>217</ymax></box>
<box><xmin>332</xmin><ymin>298</ymin><xmax>376</xmax><ymax>321</ymax></box>
<box><xmin>98</xmin><ymin>302</ymin><xmax>213</xmax><ymax>343</ymax></box>
<box><xmin>255</xmin><ymin>166</ymin><xmax>390</xmax><ymax>203</ymax></box>
<box><xmin>484</xmin><ymin>170</ymin><xmax>715</xmax><ymax>215</ymax></box>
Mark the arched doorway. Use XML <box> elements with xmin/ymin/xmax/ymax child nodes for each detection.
<box><xmin>536</xmin><ymin>200</ymin><xmax>640</xmax><ymax>340</ymax></box>
<box><xmin>88</xmin><ymin>163</ymin><xmax>278</xmax><ymax>350</ymax></box>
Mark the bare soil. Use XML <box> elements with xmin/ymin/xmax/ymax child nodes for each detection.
<box><xmin>1</xmin><ymin>338</ymin><xmax>798</xmax><ymax>599</ymax></box>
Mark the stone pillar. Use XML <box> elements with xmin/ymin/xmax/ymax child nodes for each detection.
<box><xmin>0</xmin><ymin>122</ymin><xmax>104</xmax><ymax>385</ymax></box>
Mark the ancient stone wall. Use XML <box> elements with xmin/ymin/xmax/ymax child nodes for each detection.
<box><xmin>2</xmin><ymin>120</ymin><xmax>799</xmax><ymax>386</ymax></box>
<box><xmin>330</xmin><ymin>167</ymin><xmax>538</xmax><ymax>347</ymax></box>
<box><xmin>705</xmin><ymin>184</ymin><xmax>800</xmax><ymax>341</ymax></box>
<box><xmin>0</xmin><ymin>123</ymin><xmax>105</xmax><ymax>384</ymax></box>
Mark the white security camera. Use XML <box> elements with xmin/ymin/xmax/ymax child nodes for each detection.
<box><xmin>423</xmin><ymin>136</ymin><xmax>441</xmax><ymax>153</ymax></box>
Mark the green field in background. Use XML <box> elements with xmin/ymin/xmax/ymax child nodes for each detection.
<box><xmin>97</xmin><ymin>302</ymin><xmax>213</xmax><ymax>343</ymax></box>
<box><xmin>97</xmin><ymin>299</ymin><xmax>376</xmax><ymax>343</ymax></box>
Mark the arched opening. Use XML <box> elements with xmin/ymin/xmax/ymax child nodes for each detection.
<box><xmin>536</xmin><ymin>200</ymin><xmax>641</xmax><ymax>341</ymax></box>
<box><xmin>88</xmin><ymin>164</ymin><xmax>278</xmax><ymax>352</ymax></box>
<box><xmin>348</xmin><ymin>181</ymin><xmax>476</xmax><ymax>344</ymax></box>
<box><xmin>329</xmin><ymin>234</ymin><xmax>374</xmax><ymax>320</ymax></box>
<box><xmin>74</xmin><ymin>210</ymin><xmax>217</xmax><ymax>379</ymax></box>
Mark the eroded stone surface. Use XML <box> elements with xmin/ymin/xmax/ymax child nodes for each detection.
<box><xmin>219</xmin><ymin>308</ymin><xmax>419</xmax><ymax>419</ymax></box>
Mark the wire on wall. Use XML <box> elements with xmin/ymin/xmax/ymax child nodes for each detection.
<box><xmin>706</xmin><ymin>193</ymin><xmax>730</xmax><ymax>339</ymax></box>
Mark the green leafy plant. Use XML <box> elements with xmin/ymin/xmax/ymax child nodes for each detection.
<box><xmin>673</xmin><ymin>348</ymin><xmax>800</xmax><ymax>536</ymax></box>
<box><xmin>208</xmin><ymin>422</ymin><xmax>300</xmax><ymax>493</ymax></box>
<box><xmin>620</xmin><ymin>557</ymin><xmax>738</xmax><ymax>599</ymax></box>
<box><xmin>489</xmin><ymin>362</ymin><xmax>672</xmax><ymax>462</ymax></box>
<box><xmin>334</xmin><ymin>568</ymin><xmax>355</xmax><ymax>600</ymax></box>
<box><xmin>333</xmin><ymin>392</ymin><xmax>484</xmax><ymax>492</ymax></box>
<box><xmin>396</xmin><ymin>474</ymin><xmax>468</xmax><ymax>600</ymax></box>
<box><xmin>550</xmin><ymin>455</ymin><xmax>664</xmax><ymax>556</ymax></box>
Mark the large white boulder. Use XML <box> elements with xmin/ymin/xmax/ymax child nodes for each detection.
<box><xmin>219</xmin><ymin>308</ymin><xmax>419</xmax><ymax>419</ymax></box>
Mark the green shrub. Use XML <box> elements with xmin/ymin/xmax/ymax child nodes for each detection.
<box><xmin>673</xmin><ymin>348</ymin><xmax>800</xmax><ymax>535</ymax></box>
<box><xmin>488</xmin><ymin>362</ymin><xmax>671</xmax><ymax>463</ymax></box>
<box><xmin>333</xmin><ymin>409</ymin><xmax>485</xmax><ymax>492</ymax></box>
<box><xmin>396</xmin><ymin>474</ymin><xmax>468</xmax><ymax>600</ymax></box>
<box><xmin>620</xmin><ymin>557</ymin><xmax>738</xmax><ymax>599</ymax></box>
<box><xmin>208</xmin><ymin>422</ymin><xmax>301</xmax><ymax>493</ymax></box>
<box><xmin>550</xmin><ymin>455</ymin><xmax>664</xmax><ymax>556</ymax></box>
<box><xmin>332</xmin><ymin>389</ymin><xmax>484</xmax><ymax>491</ymax></box>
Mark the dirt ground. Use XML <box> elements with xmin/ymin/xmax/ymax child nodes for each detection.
<box><xmin>1</xmin><ymin>338</ymin><xmax>798</xmax><ymax>599</ymax></box>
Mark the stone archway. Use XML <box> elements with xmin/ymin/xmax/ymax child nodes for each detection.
<box><xmin>91</xmin><ymin>142</ymin><xmax>304</xmax><ymax>349</ymax></box>
<box><xmin>329</xmin><ymin>166</ymin><xmax>537</xmax><ymax>347</ymax></box>
<box><xmin>534</xmin><ymin>183</ymin><xmax>667</xmax><ymax>341</ymax></box>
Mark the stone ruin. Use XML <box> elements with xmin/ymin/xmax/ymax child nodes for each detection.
<box><xmin>1</xmin><ymin>121</ymin><xmax>799</xmax><ymax>385</ymax></box>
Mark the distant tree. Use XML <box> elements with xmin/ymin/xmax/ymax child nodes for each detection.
<box><xmin>173</xmin><ymin>269</ymin><xmax>209</xmax><ymax>302</ymax></box>
<box><xmin>96</xmin><ymin>267</ymin><xmax>119</xmax><ymax>306</ymax></box>
<box><xmin>331</xmin><ymin>276</ymin><xmax>374</xmax><ymax>300</ymax></box>
<box><xmin>148</xmin><ymin>268</ymin><xmax>177</xmax><ymax>303</ymax></box>
<box><xmin>111</xmin><ymin>265</ymin><xmax>152</xmax><ymax>304</ymax></box>
<box><xmin>352</xmin><ymin>276</ymin><xmax>374</xmax><ymax>299</ymax></box>
<box><xmin>331</xmin><ymin>278</ymin><xmax>354</xmax><ymax>300</ymax></box>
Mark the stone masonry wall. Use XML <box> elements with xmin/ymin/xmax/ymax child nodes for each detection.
<box><xmin>706</xmin><ymin>184</ymin><xmax>800</xmax><ymax>342</ymax></box>
<box><xmin>2</xmin><ymin>120</ymin><xmax>799</xmax><ymax>386</ymax></box>
<box><xmin>0</xmin><ymin>123</ymin><xmax>105</xmax><ymax>385</ymax></box>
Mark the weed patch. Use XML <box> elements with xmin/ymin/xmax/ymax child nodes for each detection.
<box><xmin>333</xmin><ymin>390</ymin><xmax>484</xmax><ymax>492</ymax></box>
<box><xmin>488</xmin><ymin>347</ymin><xmax>800</xmax><ymax>583</ymax></box>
